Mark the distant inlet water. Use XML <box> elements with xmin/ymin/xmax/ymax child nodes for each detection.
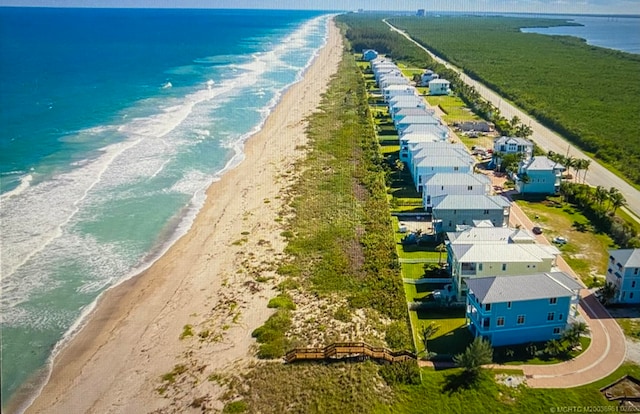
<box><xmin>521</xmin><ymin>15</ymin><xmax>640</xmax><ymax>54</ymax></box>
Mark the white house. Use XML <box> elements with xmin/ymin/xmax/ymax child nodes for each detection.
<box><xmin>399</xmin><ymin>123</ymin><xmax>449</xmax><ymax>140</ymax></box>
<box><xmin>403</xmin><ymin>141</ymin><xmax>468</xmax><ymax>171</ymax></box>
<box><xmin>392</xmin><ymin>107</ymin><xmax>436</xmax><ymax>124</ymax></box>
<box><xmin>419</xmin><ymin>70</ymin><xmax>439</xmax><ymax>86</ymax></box>
<box><xmin>448</xmin><ymin>225</ymin><xmax>537</xmax><ymax>245</ymax></box>
<box><xmin>412</xmin><ymin>152</ymin><xmax>475</xmax><ymax>192</ymax></box>
<box><xmin>422</xmin><ymin>173</ymin><xmax>491</xmax><ymax>211</ymax></box>
<box><xmin>515</xmin><ymin>156</ymin><xmax>565</xmax><ymax>195</ymax></box>
<box><xmin>493</xmin><ymin>136</ymin><xmax>534</xmax><ymax>158</ymax></box>
<box><xmin>362</xmin><ymin>49</ymin><xmax>379</xmax><ymax>61</ymax></box>
<box><xmin>383</xmin><ymin>85</ymin><xmax>418</xmax><ymax>102</ymax></box>
<box><xmin>388</xmin><ymin>96</ymin><xmax>426</xmax><ymax>114</ymax></box>
<box><xmin>428</xmin><ymin>79</ymin><xmax>451</xmax><ymax>95</ymax></box>
<box><xmin>379</xmin><ymin>73</ymin><xmax>409</xmax><ymax>89</ymax></box>
<box><xmin>399</xmin><ymin>134</ymin><xmax>444</xmax><ymax>162</ymax></box>
<box><xmin>606</xmin><ymin>249</ymin><xmax>640</xmax><ymax>304</ymax></box>
<box><xmin>395</xmin><ymin>114</ymin><xmax>442</xmax><ymax>131</ymax></box>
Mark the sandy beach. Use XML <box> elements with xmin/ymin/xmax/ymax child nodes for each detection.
<box><xmin>16</xmin><ymin>18</ymin><xmax>343</xmax><ymax>414</ymax></box>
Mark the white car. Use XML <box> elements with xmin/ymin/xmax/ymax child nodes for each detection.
<box><xmin>552</xmin><ymin>236</ymin><xmax>568</xmax><ymax>245</ymax></box>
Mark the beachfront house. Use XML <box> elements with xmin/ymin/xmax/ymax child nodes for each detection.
<box><xmin>447</xmin><ymin>240</ymin><xmax>560</xmax><ymax>298</ymax></box>
<box><xmin>362</xmin><ymin>49</ymin><xmax>379</xmax><ymax>61</ymax></box>
<box><xmin>447</xmin><ymin>224</ymin><xmax>537</xmax><ymax>245</ymax></box>
<box><xmin>392</xmin><ymin>107</ymin><xmax>436</xmax><ymax>124</ymax></box>
<box><xmin>431</xmin><ymin>194</ymin><xmax>511</xmax><ymax>232</ymax></box>
<box><xmin>515</xmin><ymin>156</ymin><xmax>565</xmax><ymax>195</ymax></box>
<box><xmin>466</xmin><ymin>272</ymin><xmax>582</xmax><ymax>346</ymax></box>
<box><xmin>422</xmin><ymin>173</ymin><xmax>491</xmax><ymax>212</ymax></box>
<box><xmin>404</xmin><ymin>142</ymin><xmax>469</xmax><ymax>173</ymax></box>
<box><xmin>411</xmin><ymin>148</ymin><xmax>475</xmax><ymax>192</ymax></box>
<box><xmin>379</xmin><ymin>74</ymin><xmax>410</xmax><ymax>89</ymax></box>
<box><xmin>395</xmin><ymin>114</ymin><xmax>442</xmax><ymax>131</ymax></box>
<box><xmin>388</xmin><ymin>98</ymin><xmax>427</xmax><ymax>115</ymax></box>
<box><xmin>605</xmin><ymin>249</ymin><xmax>640</xmax><ymax>304</ymax></box>
<box><xmin>419</xmin><ymin>70</ymin><xmax>439</xmax><ymax>86</ymax></box>
<box><xmin>399</xmin><ymin>134</ymin><xmax>445</xmax><ymax>162</ymax></box>
<box><xmin>428</xmin><ymin>79</ymin><xmax>451</xmax><ymax>96</ymax></box>
<box><xmin>383</xmin><ymin>85</ymin><xmax>418</xmax><ymax>102</ymax></box>
<box><xmin>399</xmin><ymin>123</ymin><xmax>450</xmax><ymax>140</ymax></box>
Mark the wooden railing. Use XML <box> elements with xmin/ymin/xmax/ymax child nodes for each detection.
<box><xmin>285</xmin><ymin>342</ymin><xmax>415</xmax><ymax>364</ymax></box>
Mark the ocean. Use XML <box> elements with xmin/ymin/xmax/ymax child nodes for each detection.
<box><xmin>0</xmin><ymin>7</ymin><xmax>329</xmax><ymax>408</ymax></box>
<box><xmin>520</xmin><ymin>14</ymin><xmax>640</xmax><ymax>54</ymax></box>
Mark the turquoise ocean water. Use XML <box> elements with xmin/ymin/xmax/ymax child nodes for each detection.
<box><xmin>0</xmin><ymin>7</ymin><xmax>328</xmax><ymax>408</ymax></box>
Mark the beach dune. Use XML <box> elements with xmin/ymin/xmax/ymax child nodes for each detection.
<box><xmin>19</xmin><ymin>19</ymin><xmax>343</xmax><ymax>414</ymax></box>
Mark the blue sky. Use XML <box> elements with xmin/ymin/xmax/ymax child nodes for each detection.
<box><xmin>1</xmin><ymin>0</ymin><xmax>639</xmax><ymax>14</ymax></box>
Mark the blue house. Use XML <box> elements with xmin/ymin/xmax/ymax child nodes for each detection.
<box><xmin>605</xmin><ymin>249</ymin><xmax>640</xmax><ymax>304</ymax></box>
<box><xmin>362</xmin><ymin>49</ymin><xmax>379</xmax><ymax>61</ymax></box>
<box><xmin>515</xmin><ymin>156</ymin><xmax>565</xmax><ymax>195</ymax></box>
<box><xmin>465</xmin><ymin>272</ymin><xmax>582</xmax><ymax>346</ymax></box>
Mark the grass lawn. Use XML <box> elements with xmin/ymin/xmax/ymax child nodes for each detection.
<box><xmin>402</xmin><ymin>263</ymin><xmax>427</xmax><ymax>279</ymax></box>
<box><xmin>410</xmin><ymin>307</ymin><xmax>471</xmax><ymax>356</ymax></box>
<box><xmin>516</xmin><ymin>197</ymin><xmax>616</xmax><ymax>285</ymax></box>
<box><xmin>424</xmin><ymin>95</ymin><xmax>480</xmax><ymax>123</ymax></box>
<box><xmin>608</xmin><ymin>307</ymin><xmax>640</xmax><ymax>340</ymax></box>
<box><xmin>403</xmin><ymin>282</ymin><xmax>443</xmax><ymax>302</ymax></box>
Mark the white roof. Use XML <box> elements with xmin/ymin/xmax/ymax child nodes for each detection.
<box><xmin>494</xmin><ymin>136</ymin><xmax>533</xmax><ymax>147</ymax></box>
<box><xmin>396</xmin><ymin>115</ymin><xmax>441</xmax><ymax>126</ymax></box>
<box><xmin>450</xmin><ymin>242</ymin><xmax>558</xmax><ymax>264</ymax></box>
<box><xmin>467</xmin><ymin>272</ymin><xmax>582</xmax><ymax>304</ymax></box>
<box><xmin>522</xmin><ymin>156</ymin><xmax>565</xmax><ymax>171</ymax></box>
<box><xmin>400</xmin><ymin>133</ymin><xmax>443</xmax><ymax>144</ymax></box>
<box><xmin>429</xmin><ymin>79</ymin><xmax>450</xmax><ymax>85</ymax></box>
<box><xmin>414</xmin><ymin>155</ymin><xmax>474</xmax><ymax>168</ymax></box>
<box><xmin>447</xmin><ymin>226</ymin><xmax>535</xmax><ymax>245</ymax></box>
<box><xmin>424</xmin><ymin>173</ymin><xmax>491</xmax><ymax>188</ymax></box>
<box><xmin>394</xmin><ymin>108</ymin><xmax>436</xmax><ymax>117</ymax></box>
<box><xmin>609</xmin><ymin>249</ymin><xmax>640</xmax><ymax>267</ymax></box>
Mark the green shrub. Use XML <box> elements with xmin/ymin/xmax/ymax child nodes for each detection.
<box><xmin>379</xmin><ymin>360</ymin><xmax>421</xmax><ymax>385</ymax></box>
<box><xmin>223</xmin><ymin>400</ymin><xmax>248</xmax><ymax>414</ymax></box>
<box><xmin>267</xmin><ymin>294</ymin><xmax>296</xmax><ymax>310</ymax></box>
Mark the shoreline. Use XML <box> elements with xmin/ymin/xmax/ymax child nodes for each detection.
<box><xmin>10</xmin><ymin>17</ymin><xmax>343</xmax><ymax>414</ymax></box>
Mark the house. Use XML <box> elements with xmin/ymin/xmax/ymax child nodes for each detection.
<box><xmin>410</xmin><ymin>146</ymin><xmax>475</xmax><ymax>191</ymax></box>
<box><xmin>422</xmin><ymin>173</ymin><xmax>491</xmax><ymax>212</ymax></box>
<box><xmin>362</xmin><ymin>49</ymin><xmax>379</xmax><ymax>61</ymax></box>
<box><xmin>399</xmin><ymin>134</ymin><xmax>445</xmax><ymax>162</ymax></box>
<box><xmin>383</xmin><ymin>85</ymin><xmax>418</xmax><ymax>102</ymax></box>
<box><xmin>428</xmin><ymin>79</ymin><xmax>451</xmax><ymax>95</ymax></box>
<box><xmin>392</xmin><ymin>107</ymin><xmax>436</xmax><ymax>124</ymax></box>
<box><xmin>379</xmin><ymin>74</ymin><xmax>409</xmax><ymax>89</ymax></box>
<box><xmin>448</xmin><ymin>225</ymin><xmax>537</xmax><ymax>245</ymax></box>
<box><xmin>419</xmin><ymin>70</ymin><xmax>439</xmax><ymax>86</ymax></box>
<box><xmin>395</xmin><ymin>114</ymin><xmax>442</xmax><ymax>131</ymax></box>
<box><xmin>493</xmin><ymin>136</ymin><xmax>534</xmax><ymax>158</ymax></box>
<box><xmin>466</xmin><ymin>272</ymin><xmax>582</xmax><ymax>346</ymax></box>
<box><xmin>404</xmin><ymin>141</ymin><xmax>469</xmax><ymax>172</ymax></box>
<box><xmin>605</xmin><ymin>249</ymin><xmax>640</xmax><ymax>304</ymax></box>
<box><xmin>447</xmin><ymin>241</ymin><xmax>560</xmax><ymax>297</ymax></box>
<box><xmin>388</xmin><ymin>96</ymin><xmax>427</xmax><ymax>114</ymax></box>
<box><xmin>432</xmin><ymin>194</ymin><xmax>511</xmax><ymax>233</ymax></box>
<box><xmin>456</xmin><ymin>121</ymin><xmax>494</xmax><ymax>133</ymax></box>
<box><xmin>399</xmin><ymin>123</ymin><xmax>450</xmax><ymax>140</ymax></box>
<box><xmin>515</xmin><ymin>156</ymin><xmax>565</xmax><ymax>195</ymax></box>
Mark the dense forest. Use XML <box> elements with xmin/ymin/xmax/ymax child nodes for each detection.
<box><xmin>339</xmin><ymin>14</ymin><xmax>640</xmax><ymax>186</ymax></box>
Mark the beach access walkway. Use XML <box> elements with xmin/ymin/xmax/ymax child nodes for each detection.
<box><xmin>383</xmin><ymin>19</ymin><xmax>640</xmax><ymax>219</ymax></box>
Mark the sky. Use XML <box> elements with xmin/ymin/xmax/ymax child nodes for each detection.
<box><xmin>1</xmin><ymin>0</ymin><xmax>639</xmax><ymax>15</ymax></box>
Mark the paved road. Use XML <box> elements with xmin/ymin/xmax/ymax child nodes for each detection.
<box><xmin>384</xmin><ymin>20</ymin><xmax>640</xmax><ymax>218</ymax></box>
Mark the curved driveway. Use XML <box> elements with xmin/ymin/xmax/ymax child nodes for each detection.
<box><xmin>384</xmin><ymin>19</ymin><xmax>640</xmax><ymax>218</ymax></box>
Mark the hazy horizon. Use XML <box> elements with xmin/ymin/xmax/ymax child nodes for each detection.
<box><xmin>1</xmin><ymin>0</ymin><xmax>639</xmax><ymax>16</ymax></box>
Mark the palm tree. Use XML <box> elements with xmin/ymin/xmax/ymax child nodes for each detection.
<box><xmin>562</xmin><ymin>322</ymin><xmax>589</xmax><ymax>350</ymax></box>
<box><xmin>544</xmin><ymin>339</ymin><xmax>565</xmax><ymax>357</ymax></box>
<box><xmin>594</xmin><ymin>185</ymin><xmax>608</xmax><ymax>206</ymax></box>
<box><xmin>564</xmin><ymin>156</ymin><xmax>576</xmax><ymax>181</ymax></box>
<box><xmin>608</xmin><ymin>189</ymin><xmax>626</xmax><ymax>214</ymax></box>
<box><xmin>435</xmin><ymin>243</ymin><xmax>447</xmax><ymax>265</ymax></box>
<box><xmin>518</xmin><ymin>173</ymin><xmax>532</xmax><ymax>194</ymax></box>
<box><xmin>596</xmin><ymin>282</ymin><xmax>618</xmax><ymax>306</ymax></box>
<box><xmin>420</xmin><ymin>323</ymin><xmax>440</xmax><ymax>358</ymax></box>
<box><xmin>579</xmin><ymin>159</ymin><xmax>591</xmax><ymax>184</ymax></box>
<box><xmin>395</xmin><ymin>158</ymin><xmax>405</xmax><ymax>180</ymax></box>
<box><xmin>453</xmin><ymin>337</ymin><xmax>493</xmax><ymax>377</ymax></box>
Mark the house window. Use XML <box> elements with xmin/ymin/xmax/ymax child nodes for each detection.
<box><xmin>635</xmin><ymin>268</ymin><xmax>639</xmax><ymax>275</ymax></box>
<box><xmin>483</xmin><ymin>209</ymin><xmax>489</xmax><ymax>215</ymax></box>
<box><xmin>453</xmin><ymin>166</ymin><xmax>459</xmax><ymax>171</ymax></box>
<box><xmin>547</xmin><ymin>312</ymin><xmax>555</xmax><ymax>321</ymax></box>
<box><xmin>502</xmin><ymin>263</ymin><xmax>507</xmax><ymax>271</ymax></box>
<box><xmin>467</xmin><ymin>185</ymin><xmax>473</xmax><ymax>191</ymax></box>
<box><xmin>441</xmin><ymin>186</ymin><xmax>444</xmax><ymax>190</ymax></box>
<box><xmin>549</xmin><ymin>297</ymin><xmax>557</xmax><ymax>305</ymax></box>
<box><xmin>426</xmin><ymin>195</ymin><xmax>431</xmax><ymax>204</ymax></box>
<box><xmin>485</xmin><ymin>303</ymin><xmax>491</xmax><ymax>312</ymax></box>
<box><xmin>497</xmin><ymin>317</ymin><xmax>505</xmax><ymax>327</ymax></box>
<box><xmin>553</xmin><ymin>327</ymin><xmax>561</xmax><ymax>335</ymax></box>
<box><xmin>453</xmin><ymin>210</ymin><xmax>457</xmax><ymax>214</ymax></box>
<box><xmin>483</xmin><ymin>318</ymin><xmax>490</xmax><ymax>328</ymax></box>
<box><xmin>478</xmin><ymin>263</ymin><xmax>483</xmax><ymax>271</ymax></box>
<box><xmin>517</xmin><ymin>315</ymin><xmax>525</xmax><ymax>325</ymax></box>
<box><xmin>631</xmin><ymin>292</ymin><xmax>635</xmax><ymax>299</ymax></box>
<box><xmin>507</xmin><ymin>301</ymin><xmax>512</xmax><ymax>309</ymax></box>
<box><xmin>633</xmin><ymin>281</ymin><xmax>636</xmax><ymax>288</ymax></box>
<box><xmin>418</xmin><ymin>176</ymin><xmax>422</xmax><ymax>184</ymax></box>
<box><xmin>559</xmin><ymin>313</ymin><xmax>563</xmax><ymax>321</ymax></box>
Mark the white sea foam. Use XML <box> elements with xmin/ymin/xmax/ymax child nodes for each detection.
<box><xmin>0</xmin><ymin>173</ymin><xmax>33</xmax><ymax>200</ymax></box>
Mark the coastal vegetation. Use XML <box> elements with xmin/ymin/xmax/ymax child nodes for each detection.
<box><xmin>387</xmin><ymin>16</ymin><xmax>640</xmax><ymax>186</ymax></box>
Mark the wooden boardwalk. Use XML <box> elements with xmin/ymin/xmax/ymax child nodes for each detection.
<box><xmin>285</xmin><ymin>342</ymin><xmax>415</xmax><ymax>364</ymax></box>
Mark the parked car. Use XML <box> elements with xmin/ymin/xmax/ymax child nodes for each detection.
<box><xmin>532</xmin><ymin>226</ymin><xmax>543</xmax><ymax>235</ymax></box>
<box><xmin>552</xmin><ymin>236</ymin><xmax>568</xmax><ymax>245</ymax></box>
